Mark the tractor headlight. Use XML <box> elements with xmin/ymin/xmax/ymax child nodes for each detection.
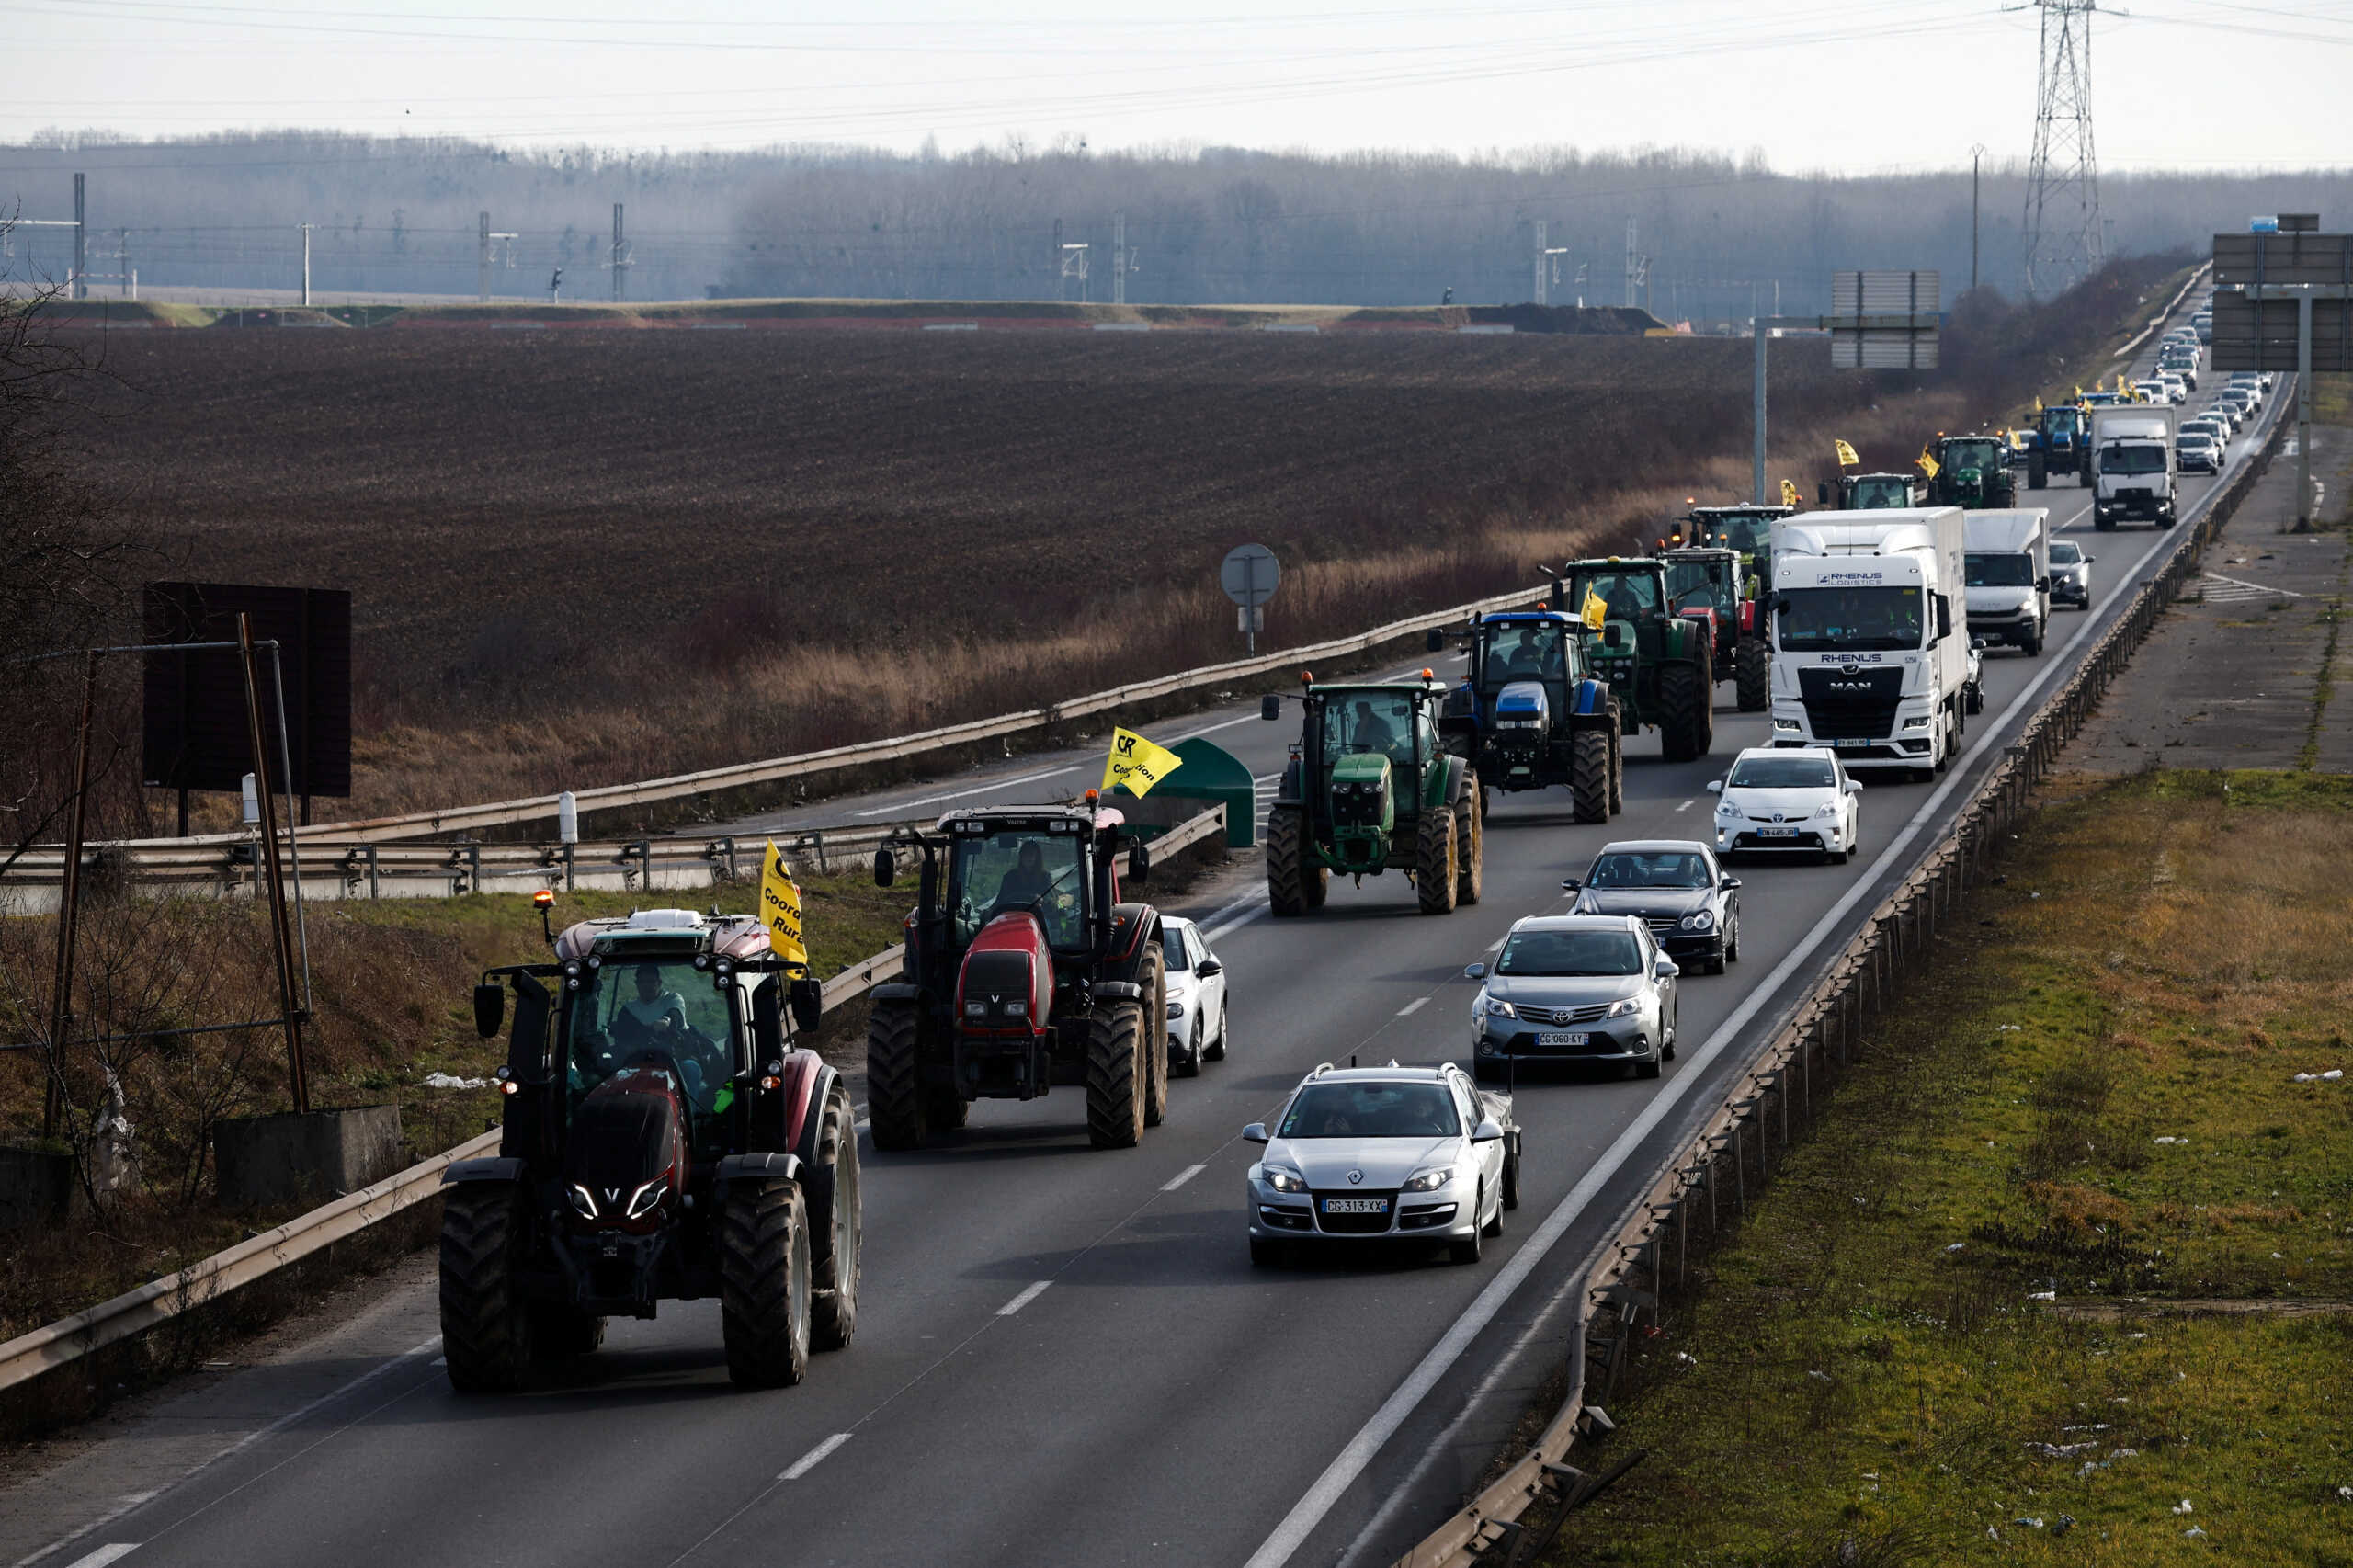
<box><xmin>1005</xmin><ymin>1000</ymin><xmax>1029</xmax><ymax>1017</ymax></box>
<box><xmin>1262</xmin><ymin>1166</ymin><xmax>1309</xmax><ymax>1194</ymax></box>
<box><xmin>624</xmin><ymin>1180</ymin><xmax>666</xmax><ymax>1221</ymax></box>
<box><xmin>963</xmin><ymin>1000</ymin><xmax>987</xmax><ymax>1017</ymax></box>
<box><xmin>1681</xmin><ymin>909</ymin><xmax>1715</xmax><ymax>931</ymax></box>
<box><xmin>1481</xmin><ymin>995</ymin><xmax>1518</xmax><ymax>1020</ymax></box>
<box><xmin>567</xmin><ymin>1184</ymin><xmax>598</xmax><ymax>1220</ymax></box>
<box><xmin>1402</xmin><ymin>1166</ymin><xmax>1453</xmax><ymax>1193</ymax></box>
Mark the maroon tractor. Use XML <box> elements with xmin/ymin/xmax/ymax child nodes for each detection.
<box><xmin>439</xmin><ymin>903</ymin><xmax>856</xmax><ymax>1392</ymax></box>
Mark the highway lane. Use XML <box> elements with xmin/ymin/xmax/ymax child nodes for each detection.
<box><xmin>15</xmin><ymin>322</ymin><xmax>2270</xmax><ymax>1568</ymax></box>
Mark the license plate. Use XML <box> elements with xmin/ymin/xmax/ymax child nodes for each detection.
<box><xmin>1831</xmin><ymin>737</ymin><xmax>1874</xmax><ymax>749</ymax></box>
<box><xmin>1321</xmin><ymin>1198</ymin><xmax>1388</xmax><ymax>1215</ymax></box>
<box><xmin>1535</xmin><ymin>1031</ymin><xmax>1591</xmax><ymax>1047</ymax></box>
<box><xmin>1756</xmin><ymin>826</ymin><xmax>1797</xmax><ymax>838</ymax></box>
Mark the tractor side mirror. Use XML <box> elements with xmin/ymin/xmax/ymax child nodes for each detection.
<box><xmin>1243</xmin><ymin>1122</ymin><xmax>1269</xmax><ymax>1144</ymax></box>
<box><xmin>1128</xmin><ymin>843</ymin><xmax>1152</xmax><ymax>884</ymax></box>
<box><xmin>1817</xmin><ymin>482</ymin><xmax>1830</xmax><ymax>505</ymax></box>
<box><xmin>472</xmin><ymin>981</ymin><xmax>506</xmax><ymax>1040</ymax></box>
<box><xmin>788</xmin><ymin>977</ymin><xmax>824</xmax><ymax>1035</ymax></box>
<box><xmin>1260</xmin><ymin>694</ymin><xmax>1282</xmax><ymax>722</ymax></box>
<box><xmin>1426</xmin><ymin>628</ymin><xmax>1445</xmax><ymax>653</ymax></box>
<box><xmin>506</xmin><ymin>971</ymin><xmax>552</xmax><ymax>1084</ymax></box>
<box><xmin>873</xmin><ymin>848</ymin><xmax>897</xmax><ymax>888</ymax></box>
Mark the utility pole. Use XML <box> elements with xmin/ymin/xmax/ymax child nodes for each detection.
<box><xmin>1052</xmin><ymin>219</ymin><xmax>1063</xmax><ymax>301</ymax></box>
<box><xmin>1971</xmin><ymin>143</ymin><xmax>1986</xmax><ymax>292</ymax></box>
<box><xmin>1625</xmin><ymin>217</ymin><xmax>1638</xmax><ymax>309</ymax></box>
<box><xmin>1112</xmin><ymin>211</ymin><xmax>1127</xmax><ymax>305</ymax></box>
<box><xmin>1534</xmin><ymin>221</ymin><xmax>1546</xmax><ymax>305</ymax></box>
<box><xmin>2022</xmin><ymin>0</ymin><xmax>2102</xmax><ymax>296</ymax></box>
<box><xmin>72</xmin><ymin>173</ymin><xmax>85</xmax><ymax>300</ymax></box>
<box><xmin>611</xmin><ymin>202</ymin><xmax>629</xmax><ymax>302</ymax></box>
<box><xmin>479</xmin><ymin>211</ymin><xmax>491</xmax><ymax>302</ymax></box>
<box><xmin>299</xmin><ymin>222</ymin><xmax>313</xmax><ymax>306</ymax></box>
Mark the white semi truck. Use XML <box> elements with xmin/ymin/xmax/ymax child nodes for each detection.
<box><xmin>1963</xmin><ymin>508</ymin><xmax>2052</xmax><ymax>655</ymax></box>
<box><xmin>2090</xmin><ymin>405</ymin><xmax>2177</xmax><ymax>529</ymax></box>
<box><xmin>1768</xmin><ymin>507</ymin><xmax>1971</xmax><ymax>780</ymax></box>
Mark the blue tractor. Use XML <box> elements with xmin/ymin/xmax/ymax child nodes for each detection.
<box><xmin>2018</xmin><ymin>401</ymin><xmax>2091</xmax><ymax>489</ymax></box>
<box><xmin>1429</xmin><ymin>608</ymin><xmax>1624</xmax><ymax>824</ymax></box>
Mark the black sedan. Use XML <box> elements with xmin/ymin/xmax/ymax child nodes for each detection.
<box><xmin>1561</xmin><ymin>839</ymin><xmax>1743</xmax><ymax>975</ymax></box>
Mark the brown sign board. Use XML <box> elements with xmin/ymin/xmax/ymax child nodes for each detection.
<box><xmin>1827</xmin><ymin>269</ymin><xmax>1939</xmax><ymax>369</ymax></box>
<box><xmin>2210</xmin><ymin>294</ymin><xmax>2353</xmax><ymax>373</ymax></box>
<box><xmin>2211</xmin><ymin>231</ymin><xmax>2353</xmax><ymax>286</ymax></box>
<box><xmin>142</xmin><ymin>582</ymin><xmax>353</xmax><ymax>798</ymax></box>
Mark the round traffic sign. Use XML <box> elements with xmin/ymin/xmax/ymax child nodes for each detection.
<box><xmin>1220</xmin><ymin>543</ymin><xmax>1281</xmax><ymax>607</ymax></box>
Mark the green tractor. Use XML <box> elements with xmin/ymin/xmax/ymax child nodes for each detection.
<box><xmin>1551</xmin><ymin>557</ymin><xmax>1716</xmax><ymax>763</ymax></box>
<box><xmin>1923</xmin><ymin>433</ymin><xmax>2018</xmax><ymax>510</ymax></box>
<box><xmin>1260</xmin><ymin>674</ymin><xmax>1482</xmax><ymax>918</ymax></box>
<box><xmin>1820</xmin><ymin>472</ymin><xmax>1920</xmax><ymax>510</ymax></box>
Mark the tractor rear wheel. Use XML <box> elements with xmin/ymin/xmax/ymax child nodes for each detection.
<box><xmin>720</xmin><ymin>1176</ymin><xmax>812</xmax><ymax>1389</ymax></box>
<box><xmin>864</xmin><ymin>1001</ymin><xmax>927</xmax><ymax>1152</ymax></box>
<box><xmin>2028</xmin><ymin>455</ymin><xmax>2048</xmax><ymax>490</ymax></box>
<box><xmin>1454</xmin><ymin>790</ymin><xmax>1483</xmax><ymax>906</ymax></box>
<box><xmin>1734</xmin><ymin>638</ymin><xmax>1769</xmax><ymax>713</ymax></box>
<box><xmin>1656</xmin><ymin>661</ymin><xmax>1712</xmax><ymax>763</ymax></box>
<box><xmin>1266</xmin><ymin>805</ymin><xmax>1319</xmax><ymax>917</ymax></box>
<box><xmin>804</xmin><ymin>1079</ymin><xmax>861</xmax><ymax>1353</ymax></box>
<box><xmin>439</xmin><ymin>1184</ymin><xmax>534</xmax><ymax>1392</ymax></box>
<box><xmin>1570</xmin><ymin>728</ymin><xmax>1611</xmax><ymax>824</ymax></box>
<box><xmin>1416</xmin><ymin>807</ymin><xmax>1459</xmax><ymax>915</ymax></box>
<box><xmin>1086</xmin><ymin>997</ymin><xmax>1147</xmax><ymax>1149</ymax></box>
<box><xmin>1141</xmin><ymin>946</ymin><xmax>1170</xmax><ymax>1129</ymax></box>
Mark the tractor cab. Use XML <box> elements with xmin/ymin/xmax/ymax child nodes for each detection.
<box><xmin>1299</xmin><ymin>681</ymin><xmax>1443</xmax><ymax>873</ymax></box>
<box><xmin>1830</xmin><ymin>472</ymin><xmax>1919</xmax><ymax>510</ymax></box>
<box><xmin>1683</xmin><ymin>506</ymin><xmax>1790</xmax><ymax>598</ymax></box>
<box><xmin>1556</xmin><ymin>558</ymin><xmax>1687</xmax><ymax>672</ymax></box>
<box><xmin>1927</xmin><ymin>435</ymin><xmax>2017</xmax><ymax>509</ymax></box>
<box><xmin>1662</xmin><ymin>548</ymin><xmax>1745</xmax><ymax>631</ymax></box>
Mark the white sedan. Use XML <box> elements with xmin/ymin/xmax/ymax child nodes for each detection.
<box><xmin>1159</xmin><ymin>915</ymin><xmax>1229</xmax><ymax>1077</ymax></box>
<box><xmin>1708</xmin><ymin>745</ymin><xmax>1862</xmax><ymax>863</ymax></box>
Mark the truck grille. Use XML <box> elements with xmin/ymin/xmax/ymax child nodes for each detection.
<box><xmin>1796</xmin><ymin>665</ymin><xmax>1903</xmax><ymax>741</ymax></box>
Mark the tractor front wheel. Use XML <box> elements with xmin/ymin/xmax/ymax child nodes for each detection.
<box><xmin>1657</xmin><ymin>662</ymin><xmax>1712</xmax><ymax>763</ymax></box>
<box><xmin>1734</xmin><ymin>638</ymin><xmax>1769</xmax><ymax>713</ymax></box>
<box><xmin>1416</xmin><ymin>807</ymin><xmax>1459</xmax><ymax>915</ymax></box>
<box><xmin>1455</xmin><ymin>790</ymin><xmax>1484</xmax><ymax>906</ymax></box>
<box><xmin>720</xmin><ymin>1176</ymin><xmax>813</xmax><ymax>1389</ymax></box>
<box><xmin>1086</xmin><ymin>998</ymin><xmax>1148</xmax><ymax>1149</ymax></box>
<box><xmin>2028</xmin><ymin>456</ymin><xmax>2048</xmax><ymax>490</ymax></box>
<box><xmin>804</xmin><ymin>1078</ymin><xmax>861</xmax><ymax>1352</ymax></box>
<box><xmin>864</xmin><ymin>1001</ymin><xmax>928</xmax><ymax>1152</ymax></box>
<box><xmin>439</xmin><ymin>1184</ymin><xmax>535</xmax><ymax>1393</ymax></box>
<box><xmin>1570</xmin><ymin>728</ymin><xmax>1611</xmax><ymax>824</ymax></box>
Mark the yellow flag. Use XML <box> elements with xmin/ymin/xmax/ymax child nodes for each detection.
<box><xmin>2074</xmin><ymin>385</ymin><xmax>2085</xmax><ymax>399</ymax></box>
<box><xmin>1834</xmin><ymin>439</ymin><xmax>1859</xmax><ymax>468</ymax></box>
<box><xmin>758</xmin><ymin>840</ymin><xmax>808</xmax><ymax>967</ymax></box>
<box><xmin>1915</xmin><ymin>445</ymin><xmax>1940</xmax><ymax>480</ymax></box>
<box><xmin>1779</xmin><ymin>478</ymin><xmax>1801</xmax><ymax>507</ymax></box>
<box><xmin>1104</xmin><ymin>727</ymin><xmax>1184</xmax><ymax>798</ymax></box>
<box><xmin>1580</xmin><ymin>588</ymin><xmax>1608</xmax><ymax>631</ymax></box>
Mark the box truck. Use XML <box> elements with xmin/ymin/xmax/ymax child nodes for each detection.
<box><xmin>2090</xmin><ymin>406</ymin><xmax>2177</xmax><ymax>529</ymax></box>
<box><xmin>1963</xmin><ymin>508</ymin><xmax>2052</xmax><ymax>654</ymax></box>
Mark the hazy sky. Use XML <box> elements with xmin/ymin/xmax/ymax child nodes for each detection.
<box><xmin>6</xmin><ymin>0</ymin><xmax>2350</xmax><ymax>173</ymax></box>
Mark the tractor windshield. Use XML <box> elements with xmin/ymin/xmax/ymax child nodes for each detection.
<box><xmin>1774</xmin><ymin>586</ymin><xmax>1925</xmax><ymax>652</ymax></box>
<box><xmin>949</xmin><ymin>828</ymin><xmax>1086</xmax><ymax>949</ymax></box>
<box><xmin>1479</xmin><ymin>623</ymin><xmax>1567</xmax><ymax>688</ymax></box>
<box><xmin>1948</xmin><ymin>440</ymin><xmax>2005</xmax><ymax>472</ymax></box>
<box><xmin>2046</xmin><ymin>406</ymin><xmax>2083</xmax><ymax>437</ymax></box>
<box><xmin>1322</xmin><ymin>691</ymin><xmax>1420</xmax><ymax>765</ymax></box>
<box><xmin>565</xmin><ymin>957</ymin><xmax>739</xmax><ymax>1125</ymax></box>
<box><xmin>1664</xmin><ymin>557</ymin><xmax>1731</xmax><ymax>615</ymax></box>
<box><xmin>1564</xmin><ymin>569</ymin><xmax>1661</xmax><ymax>626</ymax></box>
<box><xmin>1849</xmin><ymin>478</ymin><xmax>1911</xmax><ymax>508</ymax></box>
<box><xmin>1691</xmin><ymin>512</ymin><xmax>1777</xmax><ymax>555</ymax></box>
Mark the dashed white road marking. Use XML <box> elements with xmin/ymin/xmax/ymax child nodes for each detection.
<box><xmin>62</xmin><ymin>1549</ymin><xmax>139</xmax><ymax>1568</ymax></box>
<box><xmin>1161</xmin><ymin>1164</ymin><xmax>1207</xmax><ymax>1192</ymax></box>
<box><xmin>779</xmin><ymin>1434</ymin><xmax>852</xmax><ymax>1482</ymax></box>
<box><xmin>997</xmin><ymin>1280</ymin><xmax>1052</xmax><ymax>1316</ymax></box>
<box><xmin>1396</xmin><ymin>997</ymin><xmax>1429</xmax><ymax>1017</ymax></box>
<box><xmin>1675</xmin><ymin>798</ymin><xmax>1697</xmax><ymax>812</ymax></box>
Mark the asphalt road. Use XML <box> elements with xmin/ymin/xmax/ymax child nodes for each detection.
<box><xmin>14</xmin><ymin>316</ymin><xmax>2276</xmax><ymax>1568</ymax></box>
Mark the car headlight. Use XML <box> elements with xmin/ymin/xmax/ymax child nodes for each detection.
<box><xmin>1402</xmin><ymin>1166</ymin><xmax>1453</xmax><ymax>1193</ymax></box>
<box><xmin>1681</xmin><ymin>909</ymin><xmax>1715</xmax><ymax>931</ymax></box>
<box><xmin>1814</xmin><ymin>801</ymin><xmax>1841</xmax><ymax>818</ymax></box>
<box><xmin>1166</xmin><ymin>1001</ymin><xmax>1186</xmax><ymax>1020</ymax></box>
<box><xmin>1481</xmin><ymin>995</ymin><xmax>1518</xmax><ymax>1020</ymax></box>
<box><xmin>1715</xmin><ymin>801</ymin><xmax>1741</xmax><ymax>818</ymax></box>
<box><xmin>1262</xmin><ymin>1165</ymin><xmax>1309</xmax><ymax>1194</ymax></box>
<box><xmin>1603</xmin><ymin>996</ymin><xmax>1642</xmax><ymax>1018</ymax></box>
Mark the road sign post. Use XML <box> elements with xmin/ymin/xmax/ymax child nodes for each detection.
<box><xmin>1752</xmin><ymin>270</ymin><xmax>1940</xmax><ymax>505</ymax></box>
<box><xmin>1220</xmin><ymin>544</ymin><xmax>1281</xmax><ymax>655</ymax></box>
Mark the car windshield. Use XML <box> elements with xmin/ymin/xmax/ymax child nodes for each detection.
<box><xmin>949</xmin><ymin>828</ymin><xmax>1086</xmax><ymax>947</ymax></box>
<box><xmin>2178</xmin><ymin>436</ymin><xmax>2216</xmax><ymax>450</ymax></box>
<box><xmin>1774</xmin><ymin>586</ymin><xmax>1924</xmax><ymax>652</ymax></box>
<box><xmin>566</xmin><ymin>957</ymin><xmax>738</xmax><ymax>1130</ymax></box>
<box><xmin>2101</xmin><ymin>446</ymin><xmax>2168</xmax><ymax>475</ymax></box>
<box><xmin>1495</xmin><ymin>928</ymin><xmax>1643</xmax><ymax>976</ymax></box>
<box><xmin>1587</xmin><ymin>851</ymin><xmax>1711</xmax><ymax>888</ymax></box>
<box><xmin>1726</xmin><ymin>756</ymin><xmax>1836</xmax><ymax>790</ymax></box>
<box><xmin>1279</xmin><ymin>1082</ymin><xmax>1461</xmax><ymax>1139</ymax></box>
<box><xmin>1482</xmin><ymin>623</ymin><xmax>1567</xmax><ymax>687</ymax></box>
<box><xmin>1160</xmin><ymin>924</ymin><xmax>1192</xmax><ymax>971</ymax></box>
<box><xmin>1966</xmin><ymin>552</ymin><xmax>2036</xmax><ymax>587</ymax></box>
<box><xmin>1322</xmin><ymin>691</ymin><xmax>1418</xmax><ymax>765</ymax></box>
<box><xmin>2050</xmin><ymin>541</ymin><xmax>2083</xmax><ymax>565</ymax></box>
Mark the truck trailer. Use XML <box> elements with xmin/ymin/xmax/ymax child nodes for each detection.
<box><xmin>1768</xmin><ymin>507</ymin><xmax>1971</xmax><ymax>781</ymax></box>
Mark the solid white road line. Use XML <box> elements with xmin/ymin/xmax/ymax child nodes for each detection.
<box><xmin>1199</xmin><ymin>888</ymin><xmax>1272</xmax><ymax>944</ymax></box>
<box><xmin>1396</xmin><ymin>997</ymin><xmax>1429</xmax><ymax>1017</ymax></box>
<box><xmin>1245</xmin><ymin>485</ymin><xmax>2214</xmax><ymax>1568</ymax></box>
<box><xmin>1161</xmin><ymin>713</ymin><xmax>1262</xmax><ymax>744</ymax></box>
<box><xmin>1162</xmin><ymin>1164</ymin><xmax>1208</xmax><ymax>1192</ymax></box>
<box><xmin>850</xmin><ymin>764</ymin><xmax>1078</xmax><ymax>818</ymax></box>
<box><xmin>779</xmin><ymin>1434</ymin><xmax>853</xmax><ymax>1482</ymax></box>
<box><xmin>59</xmin><ymin>1550</ymin><xmax>139</xmax><ymax>1568</ymax></box>
<box><xmin>996</xmin><ymin>1280</ymin><xmax>1052</xmax><ymax>1317</ymax></box>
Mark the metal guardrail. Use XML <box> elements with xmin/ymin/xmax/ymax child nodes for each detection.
<box><xmin>0</xmin><ymin>804</ymin><xmax>1226</xmax><ymax>1398</ymax></box>
<box><xmin>1391</xmin><ymin>387</ymin><xmax>2290</xmax><ymax>1568</ymax></box>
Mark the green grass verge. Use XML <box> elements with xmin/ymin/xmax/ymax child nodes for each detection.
<box><xmin>1541</xmin><ymin>770</ymin><xmax>2353</xmax><ymax>1567</ymax></box>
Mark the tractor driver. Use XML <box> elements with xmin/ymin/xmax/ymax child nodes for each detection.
<box><xmin>616</xmin><ymin>963</ymin><xmax>688</xmax><ymax>1045</ymax></box>
<box><xmin>1350</xmin><ymin>699</ymin><xmax>1400</xmax><ymax>756</ymax></box>
<box><xmin>995</xmin><ymin>840</ymin><xmax>1055</xmax><ymax>910</ymax></box>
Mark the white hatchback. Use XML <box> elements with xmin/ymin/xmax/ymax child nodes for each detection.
<box><xmin>1708</xmin><ymin>745</ymin><xmax>1862</xmax><ymax>862</ymax></box>
<box><xmin>1159</xmin><ymin>915</ymin><xmax>1229</xmax><ymax>1077</ymax></box>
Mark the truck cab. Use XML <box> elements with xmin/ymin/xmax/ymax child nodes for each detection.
<box><xmin>1962</xmin><ymin>508</ymin><xmax>2052</xmax><ymax>654</ymax></box>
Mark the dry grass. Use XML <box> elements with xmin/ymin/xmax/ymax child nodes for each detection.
<box><xmin>1539</xmin><ymin>771</ymin><xmax>2353</xmax><ymax>1567</ymax></box>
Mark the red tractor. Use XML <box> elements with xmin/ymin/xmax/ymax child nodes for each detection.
<box><xmin>440</xmin><ymin>903</ymin><xmax>854</xmax><ymax>1392</ymax></box>
<box><xmin>864</xmin><ymin>798</ymin><xmax>1169</xmax><ymax>1151</ymax></box>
